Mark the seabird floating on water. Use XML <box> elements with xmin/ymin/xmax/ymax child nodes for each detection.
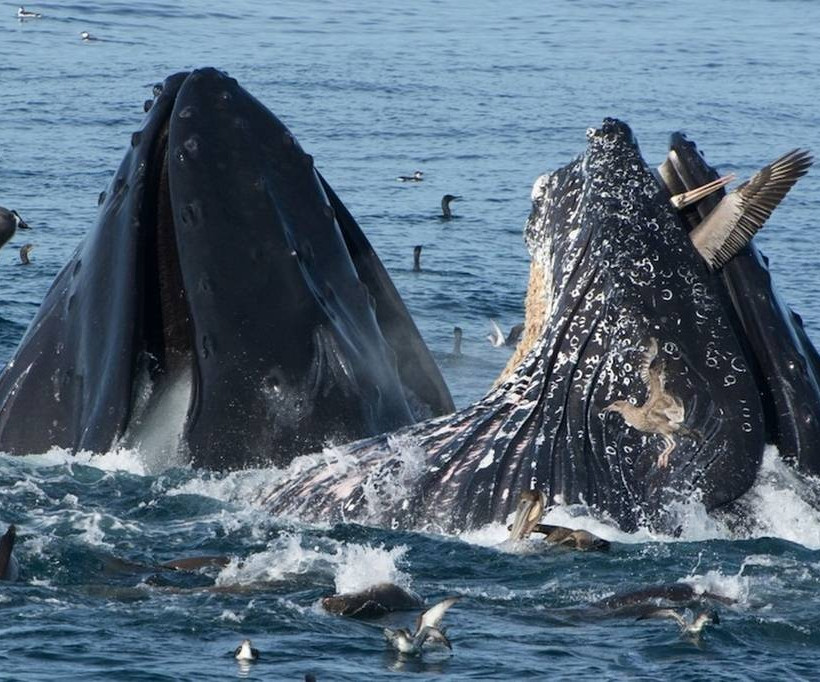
<box><xmin>19</xmin><ymin>243</ymin><xmax>33</xmax><ymax>265</ymax></box>
<box><xmin>80</xmin><ymin>31</ymin><xmax>98</xmax><ymax>42</ymax></box>
<box><xmin>234</xmin><ymin>639</ymin><xmax>259</xmax><ymax>661</ymax></box>
<box><xmin>17</xmin><ymin>6</ymin><xmax>41</xmax><ymax>18</ymax></box>
<box><xmin>383</xmin><ymin>597</ymin><xmax>459</xmax><ymax>656</ymax></box>
<box><xmin>441</xmin><ymin>194</ymin><xmax>461</xmax><ymax>219</ymax></box>
<box><xmin>637</xmin><ymin>608</ymin><xmax>720</xmax><ymax>637</ymax></box>
<box><xmin>507</xmin><ymin>490</ymin><xmax>610</xmax><ymax>550</ymax></box>
<box><xmin>397</xmin><ymin>170</ymin><xmax>424</xmax><ymax>182</ymax></box>
<box><xmin>452</xmin><ymin>326</ymin><xmax>463</xmax><ymax>356</ymax></box>
<box><xmin>413</xmin><ymin>244</ymin><xmax>422</xmax><ymax>272</ymax></box>
<box><xmin>669</xmin><ymin>149</ymin><xmax>813</xmax><ymax>270</ymax></box>
<box><xmin>0</xmin><ymin>207</ymin><xmax>30</xmax><ymax>250</ymax></box>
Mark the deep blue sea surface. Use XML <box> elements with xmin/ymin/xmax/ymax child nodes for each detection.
<box><xmin>2</xmin><ymin>1</ymin><xmax>820</xmax><ymax>679</ymax></box>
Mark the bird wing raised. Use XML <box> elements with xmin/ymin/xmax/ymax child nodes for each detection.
<box><xmin>690</xmin><ymin>149</ymin><xmax>813</xmax><ymax>270</ymax></box>
<box><xmin>488</xmin><ymin>319</ymin><xmax>505</xmax><ymax>346</ymax></box>
<box><xmin>415</xmin><ymin>596</ymin><xmax>460</xmax><ymax>632</ymax></box>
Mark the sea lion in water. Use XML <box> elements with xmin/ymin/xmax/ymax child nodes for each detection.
<box><xmin>321</xmin><ymin>582</ymin><xmax>423</xmax><ymax>618</ymax></box>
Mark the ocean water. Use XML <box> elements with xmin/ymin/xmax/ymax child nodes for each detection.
<box><xmin>2</xmin><ymin>1</ymin><xmax>820</xmax><ymax>679</ymax></box>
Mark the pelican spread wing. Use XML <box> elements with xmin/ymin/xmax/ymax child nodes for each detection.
<box><xmin>690</xmin><ymin>149</ymin><xmax>813</xmax><ymax>270</ymax></box>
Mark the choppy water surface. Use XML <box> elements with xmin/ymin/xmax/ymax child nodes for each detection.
<box><xmin>2</xmin><ymin>1</ymin><xmax>820</xmax><ymax>679</ymax></box>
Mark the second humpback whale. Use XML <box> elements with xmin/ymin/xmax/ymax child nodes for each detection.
<box><xmin>261</xmin><ymin>118</ymin><xmax>818</xmax><ymax>534</ymax></box>
<box><xmin>0</xmin><ymin>68</ymin><xmax>453</xmax><ymax>469</ymax></box>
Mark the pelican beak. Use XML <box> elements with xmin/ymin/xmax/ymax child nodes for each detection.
<box><xmin>508</xmin><ymin>489</ymin><xmax>547</xmax><ymax>540</ymax></box>
<box><xmin>669</xmin><ymin>173</ymin><xmax>735</xmax><ymax>209</ymax></box>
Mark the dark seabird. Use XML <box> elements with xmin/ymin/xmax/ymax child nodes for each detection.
<box><xmin>397</xmin><ymin>170</ymin><xmax>424</xmax><ymax>182</ymax></box>
<box><xmin>441</xmin><ymin>194</ymin><xmax>461</xmax><ymax>219</ymax></box>
<box><xmin>383</xmin><ymin>597</ymin><xmax>459</xmax><ymax>655</ymax></box>
<box><xmin>452</xmin><ymin>326</ymin><xmax>463</xmax><ymax>356</ymax></box>
<box><xmin>0</xmin><ymin>207</ymin><xmax>29</xmax><ymax>250</ymax></box>
<box><xmin>669</xmin><ymin>149</ymin><xmax>813</xmax><ymax>270</ymax></box>
<box><xmin>637</xmin><ymin>608</ymin><xmax>720</xmax><ymax>637</ymax></box>
<box><xmin>508</xmin><ymin>490</ymin><xmax>610</xmax><ymax>551</ymax></box>
<box><xmin>19</xmin><ymin>243</ymin><xmax>33</xmax><ymax>265</ymax></box>
<box><xmin>234</xmin><ymin>639</ymin><xmax>260</xmax><ymax>661</ymax></box>
<box><xmin>1</xmin><ymin>525</ymin><xmax>19</xmax><ymax>581</ymax></box>
<box><xmin>17</xmin><ymin>6</ymin><xmax>42</xmax><ymax>18</ymax></box>
<box><xmin>487</xmin><ymin>320</ymin><xmax>524</xmax><ymax>348</ymax></box>
<box><xmin>413</xmin><ymin>244</ymin><xmax>422</xmax><ymax>272</ymax></box>
<box><xmin>602</xmin><ymin>337</ymin><xmax>696</xmax><ymax>468</ymax></box>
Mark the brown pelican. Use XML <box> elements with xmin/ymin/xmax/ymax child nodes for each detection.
<box><xmin>0</xmin><ymin>207</ymin><xmax>29</xmax><ymax>250</ymax></box>
<box><xmin>637</xmin><ymin>608</ymin><xmax>720</xmax><ymax>637</ymax></box>
<box><xmin>398</xmin><ymin>170</ymin><xmax>424</xmax><ymax>182</ymax></box>
<box><xmin>234</xmin><ymin>639</ymin><xmax>260</xmax><ymax>661</ymax></box>
<box><xmin>507</xmin><ymin>490</ymin><xmax>610</xmax><ymax>550</ymax></box>
<box><xmin>383</xmin><ymin>597</ymin><xmax>459</xmax><ymax>655</ymax></box>
<box><xmin>19</xmin><ymin>243</ymin><xmax>33</xmax><ymax>265</ymax></box>
<box><xmin>413</xmin><ymin>244</ymin><xmax>422</xmax><ymax>272</ymax></box>
<box><xmin>441</xmin><ymin>194</ymin><xmax>461</xmax><ymax>219</ymax></box>
<box><xmin>602</xmin><ymin>337</ymin><xmax>695</xmax><ymax>468</ymax></box>
<box><xmin>668</xmin><ymin>149</ymin><xmax>813</xmax><ymax>270</ymax></box>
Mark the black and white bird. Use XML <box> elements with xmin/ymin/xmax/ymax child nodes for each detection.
<box><xmin>670</xmin><ymin>149</ymin><xmax>813</xmax><ymax>270</ymax></box>
<box><xmin>80</xmin><ymin>31</ymin><xmax>98</xmax><ymax>42</ymax></box>
<box><xmin>487</xmin><ymin>320</ymin><xmax>523</xmax><ymax>348</ymax></box>
<box><xmin>637</xmin><ymin>608</ymin><xmax>720</xmax><ymax>637</ymax></box>
<box><xmin>0</xmin><ymin>207</ymin><xmax>30</xmax><ymax>250</ymax></box>
<box><xmin>397</xmin><ymin>170</ymin><xmax>424</xmax><ymax>182</ymax></box>
<box><xmin>383</xmin><ymin>597</ymin><xmax>459</xmax><ymax>656</ymax></box>
<box><xmin>441</xmin><ymin>194</ymin><xmax>461</xmax><ymax>220</ymax></box>
<box><xmin>17</xmin><ymin>6</ymin><xmax>42</xmax><ymax>18</ymax></box>
<box><xmin>233</xmin><ymin>639</ymin><xmax>260</xmax><ymax>661</ymax></box>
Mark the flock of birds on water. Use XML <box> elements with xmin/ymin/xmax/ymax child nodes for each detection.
<box><xmin>2</xmin><ymin>484</ymin><xmax>724</xmax><ymax>673</ymax></box>
<box><xmin>16</xmin><ymin>5</ymin><xmax>98</xmax><ymax>41</ymax></box>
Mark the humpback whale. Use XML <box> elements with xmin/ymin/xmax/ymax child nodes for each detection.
<box><xmin>262</xmin><ymin>118</ymin><xmax>817</xmax><ymax>534</ymax></box>
<box><xmin>0</xmin><ymin>68</ymin><xmax>453</xmax><ymax>468</ymax></box>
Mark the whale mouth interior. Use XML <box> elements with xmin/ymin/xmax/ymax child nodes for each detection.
<box><xmin>123</xmin><ymin>118</ymin><xmax>195</xmax><ymax>458</ymax></box>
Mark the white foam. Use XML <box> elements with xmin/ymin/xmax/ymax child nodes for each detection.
<box><xmin>212</xmin><ymin>531</ymin><xmax>412</xmax><ymax>595</ymax></box>
<box><xmin>333</xmin><ymin>543</ymin><xmax>410</xmax><ymax>594</ymax></box>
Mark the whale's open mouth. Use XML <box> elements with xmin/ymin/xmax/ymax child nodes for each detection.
<box><xmin>0</xmin><ymin>68</ymin><xmax>454</xmax><ymax>468</ymax></box>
